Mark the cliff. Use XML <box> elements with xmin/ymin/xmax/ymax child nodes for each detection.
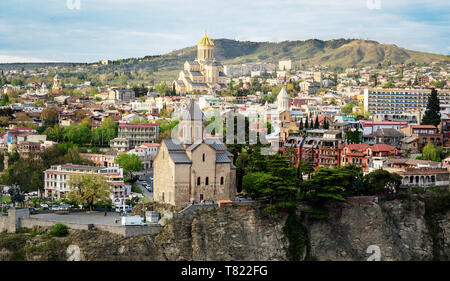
<box><xmin>0</xmin><ymin>197</ymin><xmax>449</xmax><ymax>261</ymax></box>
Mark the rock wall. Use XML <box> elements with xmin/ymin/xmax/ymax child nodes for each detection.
<box><xmin>0</xmin><ymin>198</ymin><xmax>449</xmax><ymax>261</ymax></box>
<box><xmin>306</xmin><ymin>199</ymin><xmax>445</xmax><ymax>261</ymax></box>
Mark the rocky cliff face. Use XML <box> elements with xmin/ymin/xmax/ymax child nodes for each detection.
<box><xmin>0</xmin><ymin>198</ymin><xmax>448</xmax><ymax>261</ymax></box>
<box><xmin>306</xmin><ymin>199</ymin><xmax>435</xmax><ymax>261</ymax></box>
<box><xmin>0</xmin><ymin>208</ymin><xmax>288</xmax><ymax>261</ymax></box>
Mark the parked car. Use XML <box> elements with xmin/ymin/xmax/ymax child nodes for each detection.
<box><xmin>115</xmin><ymin>205</ymin><xmax>132</xmax><ymax>213</ymax></box>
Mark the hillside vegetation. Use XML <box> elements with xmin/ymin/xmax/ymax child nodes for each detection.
<box><xmin>2</xmin><ymin>38</ymin><xmax>448</xmax><ymax>82</ymax></box>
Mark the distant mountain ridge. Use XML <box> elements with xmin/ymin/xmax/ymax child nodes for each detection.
<box><xmin>1</xmin><ymin>38</ymin><xmax>448</xmax><ymax>80</ymax></box>
<box><xmin>146</xmin><ymin>38</ymin><xmax>449</xmax><ymax>71</ymax></box>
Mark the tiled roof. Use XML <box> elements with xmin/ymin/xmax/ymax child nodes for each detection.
<box><xmin>216</xmin><ymin>153</ymin><xmax>231</xmax><ymax>163</ymax></box>
<box><xmin>205</xmin><ymin>138</ymin><xmax>226</xmax><ymax>151</ymax></box>
<box><xmin>163</xmin><ymin>139</ymin><xmax>185</xmax><ymax>151</ymax></box>
<box><xmin>371</xmin><ymin>144</ymin><xmax>397</xmax><ymax>152</ymax></box>
<box><xmin>169</xmin><ymin>152</ymin><xmax>191</xmax><ymax>164</ymax></box>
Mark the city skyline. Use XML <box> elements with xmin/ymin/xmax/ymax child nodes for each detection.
<box><xmin>0</xmin><ymin>0</ymin><xmax>449</xmax><ymax>63</ymax></box>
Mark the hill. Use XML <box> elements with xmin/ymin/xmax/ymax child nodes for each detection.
<box><xmin>87</xmin><ymin>38</ymin><xmax>448</xmax><ymax>81</ymax></box>
<box><xmin>2</xmin><ymin>39</ymin><xmax>448</xmax><ymax>83</ymax></box>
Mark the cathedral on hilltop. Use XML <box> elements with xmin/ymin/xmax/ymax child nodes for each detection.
<box><xmin>174</xmin><ymin>32</ymin><xmax>227</xmax><ymax>94</ymax></box>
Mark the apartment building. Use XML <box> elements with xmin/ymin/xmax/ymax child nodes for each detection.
<box><xmin>340</xmin><ymin>144</ymin><xmax>399</xmax><ymax>173</ymax></box>
<box><xmin>401</xmin><ymin>125</ymin><xmax>443</xmax><ymax>151</ymax></box>
<box><xmin>117</xmin><ymin>122</ymin><xmax>159</xmax><ymax>148</ymax></box>
<box><xmin>363</xmin><ymin>88</ymin><xmax>450</xmax><ymax>114</ymax></box>
<box><xmin>44</xmin><ymin>164</ymin><xmax>130</xmax><ymax>200</ymax></box>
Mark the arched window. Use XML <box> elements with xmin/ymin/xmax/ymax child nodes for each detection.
<box><xmin>197</xmin><ymin>177</ymin><xmax>201</xmax><ymax>186</ymax></box>
<box><xmin>203</xmin><ymin>153</ymin><xmax>205</xmax><ymax>162</ymax></box>
<box><xmin>220</xmin><ymin>177</ymin><xmax>224</xmax><ymax>185</ymax></box>
<box><xmin>205</xmin><ymin>177</ymin><xmax>209</xmax><ymax>185</ymax></box>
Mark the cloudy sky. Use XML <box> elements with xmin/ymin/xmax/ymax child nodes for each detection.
<box><xmin>0</xmin><ymin>0</ymin><xmax>448</xmax><ymax>63</ymax></box>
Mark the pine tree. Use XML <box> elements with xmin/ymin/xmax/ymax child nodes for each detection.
<box><xmin>422</xmin><ymin>88</ymin><xmax>441</xmax><ymax>128</ymax></box>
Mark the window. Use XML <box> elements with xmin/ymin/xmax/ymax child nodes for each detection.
<box><xmin>220</xmin><ymin>177</ymin><xmax>224</xmax><ymax>185</ymax></box>
<box><xmin>203</xmin><ymin>153</ymin><xmax>205</xmax><ymax>162</ymax></box>
<box><xmin>197</xmin><ymin>177</ymin><xmax>201</xmax><ymax>186</ymax></box>
<box><xmin>205</xmin><ymin>177</ymin><xmax>209</xmax><ymax>185</ymax></box>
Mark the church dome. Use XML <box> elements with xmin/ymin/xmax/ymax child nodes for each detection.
<box><xmin>197</xmin><ymin>32</ymin><xmax>214</xmax><ymax>47</ymax></box>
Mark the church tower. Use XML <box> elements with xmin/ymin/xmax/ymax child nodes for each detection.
<box><xmin>277</xmin><ymin>86</ymin><xmax>290</xmax><ymax>113</ymax></box>
<box><xmin>197</xmin><ymin>31</ymin><xmax>215</xmax><ymax>62</ymax></box>
<box><xmin>178</xmin><ymin>100</ymin><xmax>206</xmax><ymax>146</ymax></box>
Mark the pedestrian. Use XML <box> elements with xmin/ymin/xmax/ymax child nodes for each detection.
<box><xmin>104</xmin><ymin>211</ymin><xmax>107</xmax><ymax>216</ymax></box>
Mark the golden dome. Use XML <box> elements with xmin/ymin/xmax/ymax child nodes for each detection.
<box><xmin>197</xmin><ymin>31</ymin><xmax>214</xmax><ymax>47</ymax></box>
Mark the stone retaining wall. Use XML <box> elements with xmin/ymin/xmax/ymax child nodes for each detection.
<box><xmin>1</xmin><ymin>208</ymin><xmax>162</xmax><ymax>237</ymax></box>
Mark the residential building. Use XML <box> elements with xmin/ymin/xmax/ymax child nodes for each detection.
<box><xmin>117</xmin><ymin>122</ymin><xmax>159</xmax><ymax>148</ymax></box>
<box><xmin>401</xmin><ymin>125</ymin><xmax>443</xmax><ymax>151</ymax></box>
<box><xmin>44</xmin><ymin>164</ymin><xmax>131</xmax><ymax>201</ymax></box>
<box><xmin>363</xmin><ymin>88</ymin><xmax>450</xmax><ymax>114</ymax></box>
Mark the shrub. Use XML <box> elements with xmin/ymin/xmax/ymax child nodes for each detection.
<box><xmin>49</xmin><ymin>223</ymin><xmax>68</xmax><ymax>237</ymax></box>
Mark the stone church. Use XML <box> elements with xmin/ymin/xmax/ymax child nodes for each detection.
<box><xmin>174</xmin><ymin>32</ymin><xmax>227</xmax><ymax>94</ymax></box>
<box><xmin>153</xmin><ymin>100</ymin><xmax>236</xmax><ymax>206</ymax></box>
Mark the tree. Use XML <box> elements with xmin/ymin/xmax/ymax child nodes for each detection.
<box><xmin>323</xmin><ymin>118</ymin><xmax>329</xmax><ymax>129</ymax></box>
<box><xmin>44</xmin><ymin>124</ymin><xmax>64</xmax><ymax>142</ymax></box>
<box><xmin>67</xmin><ymin>174</ymin><xmax>111</xmax><ymax>211</ymax></box>
<box><xmin>422</xmin><ymin>88</ymin><xmax>441</xmax><ymax>128</ymax></box>
<box><xmin>93</xmin><ymin>117</ymin><xmax>118</xmax><ymax>146</ymax></box>
<box><xmin>0</xmin><ymin>94</ymin><xmax>9</xmax><ymax>106</ymax></box>
<box><xmin>363</xmin><ymin>169</ymin><xmax>402</xmax><ymax>195</ymax></box>
<box><xmin>41</xmin><ymin>107</ymin><xmax>59</xmax><ymax>127</ymax></box>
<box><xmin>307</xmin><ymin>166</ymin><xmax>361</xmax><ymax>207</ymax></box>
<box><xmin>115</xmin><ymin>154</ymin><xmax>143</xmax><ymax>182</ymax></box>
<box><xmin>422</xmin><ymin>142</ymin><xmax>441</xmax><ymax>162</ymax></box>
<box><xmin>304</xmin><ymin>118</ymin><xmax>308</xmax><ymax>130</ymax></box>
<box><xmin>345</xmin><ymin>130</ymin><xmax>361</xmax><ymax>144</ymax></box>
<box><xmin>314</xmin><ymin>115</ymin><xmax>319</xmax><ymax>129</ymax></box>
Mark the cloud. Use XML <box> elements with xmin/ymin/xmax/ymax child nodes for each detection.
<box><xmin>0</xmin><ymin>0</ymin><xmax>448</xmax><ymax>62</ymax></box>
<box><xmin>0</xmin><ymin>55</ymin><xmax>57</xmax><ymax>63</ymax></box>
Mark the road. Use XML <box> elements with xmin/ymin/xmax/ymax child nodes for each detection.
<box><xmin>135</xmin><ymin>169</ymin><xmax>154</xmax><ymax>201</ymax></box>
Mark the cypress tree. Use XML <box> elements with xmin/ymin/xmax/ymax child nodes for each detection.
<box><xmin>304</xmin><ymin>118</ymin><xmax>308</xmax><ymax>129</ymax></box>
<box><xmin>422</xmin><ymin>88</ymin><xmax>441</xmax><ymax>128</ymax></box>
<box><xmin>299</xmin><ymin>118</ymin><xmax>303</xmax><ymax>131</ymax></box>
<box><xmin>314</xmin><ymin>115</ymin><xmax>319</xmax><ymax>129</ymax></box>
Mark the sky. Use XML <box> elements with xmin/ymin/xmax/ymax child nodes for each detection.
<box><xmin>0</xmin><ymin>0</ymin><xmax>448</xmax><ymax>63</ymax></box>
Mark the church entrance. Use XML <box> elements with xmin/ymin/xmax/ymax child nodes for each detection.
<box><xmin>200</xmin><ymin>194</ymin><xmax>204</xmax><ymax>202</ymax></box>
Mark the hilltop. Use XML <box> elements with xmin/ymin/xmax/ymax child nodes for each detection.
<box><xmin>86</xmin><ymin>38</ymin><xmax>449</xmax><ymax>81</ymax></box>
<box><xmin>1</xmin><ymin>38</ymin><xmax>448</xmax><ymax>82</ymax></box>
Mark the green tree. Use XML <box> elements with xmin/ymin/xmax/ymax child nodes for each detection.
<box><xmin>422</xmin><ymin>142</ymin><xmax>441</xmax><ymax>162</ymax></box>
<box><xmin>93</xmin><ymin>118</ymin><xmax>118</xmax><ymax>146</ymax></box>
<box><xmin>363</xmin><ymin>169</ymin><xmax>402</xmax><ymax>195</ymax></box>
<box><xmin>67</xmin><ymin>174</ymin><xmax>111</xmax><ymax>211</ymax></box>
<box><xmin>115</xmin><ymin>154</ymin><xmax>143</xmax><ymax>182</ymax></box>
<box><xmin>345</xmin><ymin>130</ymin><xmax>361</xmax><ymax>144</ymax></box>
<box><xmin>314</xmin><ymin>115</ymin><xmax>319</xmax><ymax>129</ymax></box>
<box><xmin>422</xmin><ymin>88</ymin><xmax>441</xmax><ymax>128</ymax></box>
<box><xmin>41</xmin><ymin>107</ymin><xmax>59</xmax><ymax>127</ymax></box>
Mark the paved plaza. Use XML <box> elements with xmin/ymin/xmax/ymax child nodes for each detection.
<box><xmin>31</xmin><ymin>212</ymin><xmax>122</xmax><ymax>226</ymax></box>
